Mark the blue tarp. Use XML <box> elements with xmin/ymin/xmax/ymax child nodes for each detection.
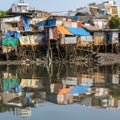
<box><xmin>47</xmin><ymin>19</ymin><xmax>56</xmax><ymax>26</ymax></box>
<box><xmin>69</xmin><ymin>16</ymin><xmax>79</xmax><ymax>20</ymax></box>
<box><xmin>22</xmin><ymin>16</ymin><xmax>30</xmax><ymax>31</ymax></box>
<box><xmin>69</xmin><ymin>85</ymin><xmax>90</xmax><ymax>94</ymax></box>
<box><xmin>24</xmin><ymin>93</ymin><xmax>32</xmax><ymax>105</ymax></box>
<box><xmin>3</xmin><ymin>31</ymin><xmax>21</xmax><ymax>39</ymax></box>
<box><xmin>14</xmin><ymin>32</ymin><xmax>21</xmax><ymax>39</ymax></box>
<box><xmin>2</xmin><ymin>32</ymin><xmax>20</xmax><ymax>46</ymax></box>
<box><xmin>3</xmin><ymin>32</ymin><xmax>13</xmax><ymax>38</ymax></box>
<box><xmin>37</xmin><ymin>20</ymin><xmax>47</xmax><ymax>27</ymax></box>
<box><xmin>67</xmin><ymin>27</ymin><xmax>91</xmax><ymax>36</ymax></box>
<box><xmin>36</xmin><ymin>19</ymin><xmax>56</xmax><ymax>27</ymax></box>
<box><xmin>15</xmin><ymin>85</ymin><xmax>22</xmax><ymax>93</ymax></box>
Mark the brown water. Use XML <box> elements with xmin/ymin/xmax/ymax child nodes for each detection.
<box><xmin>0</xmin><ymin>63</ymin><xmax>120</xmax><ymax>120</ymax></box>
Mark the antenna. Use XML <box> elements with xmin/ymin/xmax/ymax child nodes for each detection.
<box><xmin>19</xmin><ymin>0</ymin><xmax>25</xmax><ymax>3</ymax></box>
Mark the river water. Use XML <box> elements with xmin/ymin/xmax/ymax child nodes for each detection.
<box><xmin>0</xmin><ymin>62</ymin><xmax>120</xmax><ymax>120</ymax></box>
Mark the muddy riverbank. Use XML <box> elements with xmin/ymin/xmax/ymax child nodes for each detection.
<box><xmin>96</xmin><ymin>53</ymin><xmax>120</xmax><ymax>65</ymax></box>
<box><xmin>0</xmin><ymin>53</ymin><xmax>120</xmax><ymax>65</ymax></box>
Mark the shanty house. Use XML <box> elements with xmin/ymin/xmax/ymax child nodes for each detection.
<box><xmin>105</xmin><ymin>29</ymin><xmax>120</xmax><ymax>44</ymax></box>
<box><xmin>82</xmin><ymin>24</ymin><xmax>106</xmax><ymax>46</ymax></box>
<box><xmin>0</xmin><ymin>14</ymin><xmax>32</xmax><ymax>34</ymax></box>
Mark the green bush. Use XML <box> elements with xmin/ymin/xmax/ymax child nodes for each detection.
<box><xmin>109</xmin><ymin>16</ymin><xmax>120</xmax><ymax>29</ymax></box>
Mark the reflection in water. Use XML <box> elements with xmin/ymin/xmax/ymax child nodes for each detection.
<box><xmin>0</xmin><ymin>64</ymin><xmax>48</xmax><ymax>118</ymax></box>
<box><xmin>0</xmin><ymin>63</ymin><xmax>120</xmax><ymax>118</ymax></box>
<box><xmin>14</xmin><ymin>107</ymin><xmax>31</xmax><ymax>117</ymax></box>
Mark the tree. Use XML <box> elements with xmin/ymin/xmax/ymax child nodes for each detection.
<box><xmin>109</xmin><ymin>16</ymin><xmax>120</xmax><ymax>29</ymax></box>
<box><xmin>0</xmin><ymin>10</ymin><xmax>8</xmax><ymax>17</ymax></box>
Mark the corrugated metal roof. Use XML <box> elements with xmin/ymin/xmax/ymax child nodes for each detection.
<box><xmin>57</xmin><ymin>26</ymin><xmax>72</xmax><ymax>35</ymax></box>
<box><xmin>69</xmin><ymin>85</ymin><xmax>90</xmax><ymax>94</ymax></box>
<box><xmin>59</xmin><ymin>86</ymin><xmax>73</xmax><ymax>94</ymax></box>
<box><xmin>93</xmin><ymin>3</ymin><xmax>105</xmax><ymax>9</ymax></box>
<box><xmin>82</xmin><ymin>25</ymin><xmax>102</xmax><ymax>31</ymax></box>
<box><xmin>67</xmin><ymin>27</ymin><xmax>91</xmax><ymax>36</ymax></box>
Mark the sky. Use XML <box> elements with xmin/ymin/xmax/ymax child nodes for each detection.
<box><xmin>1</xmin><ymin>102</ymin><xmax>120</xmax><ymax>120</ymax></box>
<box><xmin>0</xmin><ymin>0</ymin><xmax>120</xmax><ymax>14</ymax></box>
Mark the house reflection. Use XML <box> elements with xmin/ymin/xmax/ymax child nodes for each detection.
<box><xmin>92</xmin><ymin>95</ymin><xmax>118</xmax><ymax>109</ymax></box>
<box><xmin>14</xmin><ymin>107</ymin><xmax>31</xmax><ymax>117</ymax></box>
<box><xmin>0</xmin><ymin>70</ymin><xmax>47</xmax><ymax>117</ymax></box>
<box><xmin>49</xmin><ymin>83</ymin><xmax>118</xmax><ymax>109</ymax></box>
<box><xmin>49</xmin><ymin>70</ymin><xmax>119</xmax><ymax>110</ymax></box>
<box><xmin>0</xmin><ymin>63</ymin><xmax>120</xmax><ymax>118</ymax></box>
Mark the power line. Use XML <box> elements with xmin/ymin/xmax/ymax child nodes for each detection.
<box><xmin>49</xmin><ymin>11</ymin><xmax>67</xmax><ymax>13</ymax></box>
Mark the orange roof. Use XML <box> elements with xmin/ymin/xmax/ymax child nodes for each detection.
<box><xmin>59</xmin><ymin>86</ymin><xmax>73</xmax><ymax>94</ymax></box>
<box><xmin>57</xmin><ymin>26</ymin><xmax>72</xmax><ymax>35</ymax></box>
